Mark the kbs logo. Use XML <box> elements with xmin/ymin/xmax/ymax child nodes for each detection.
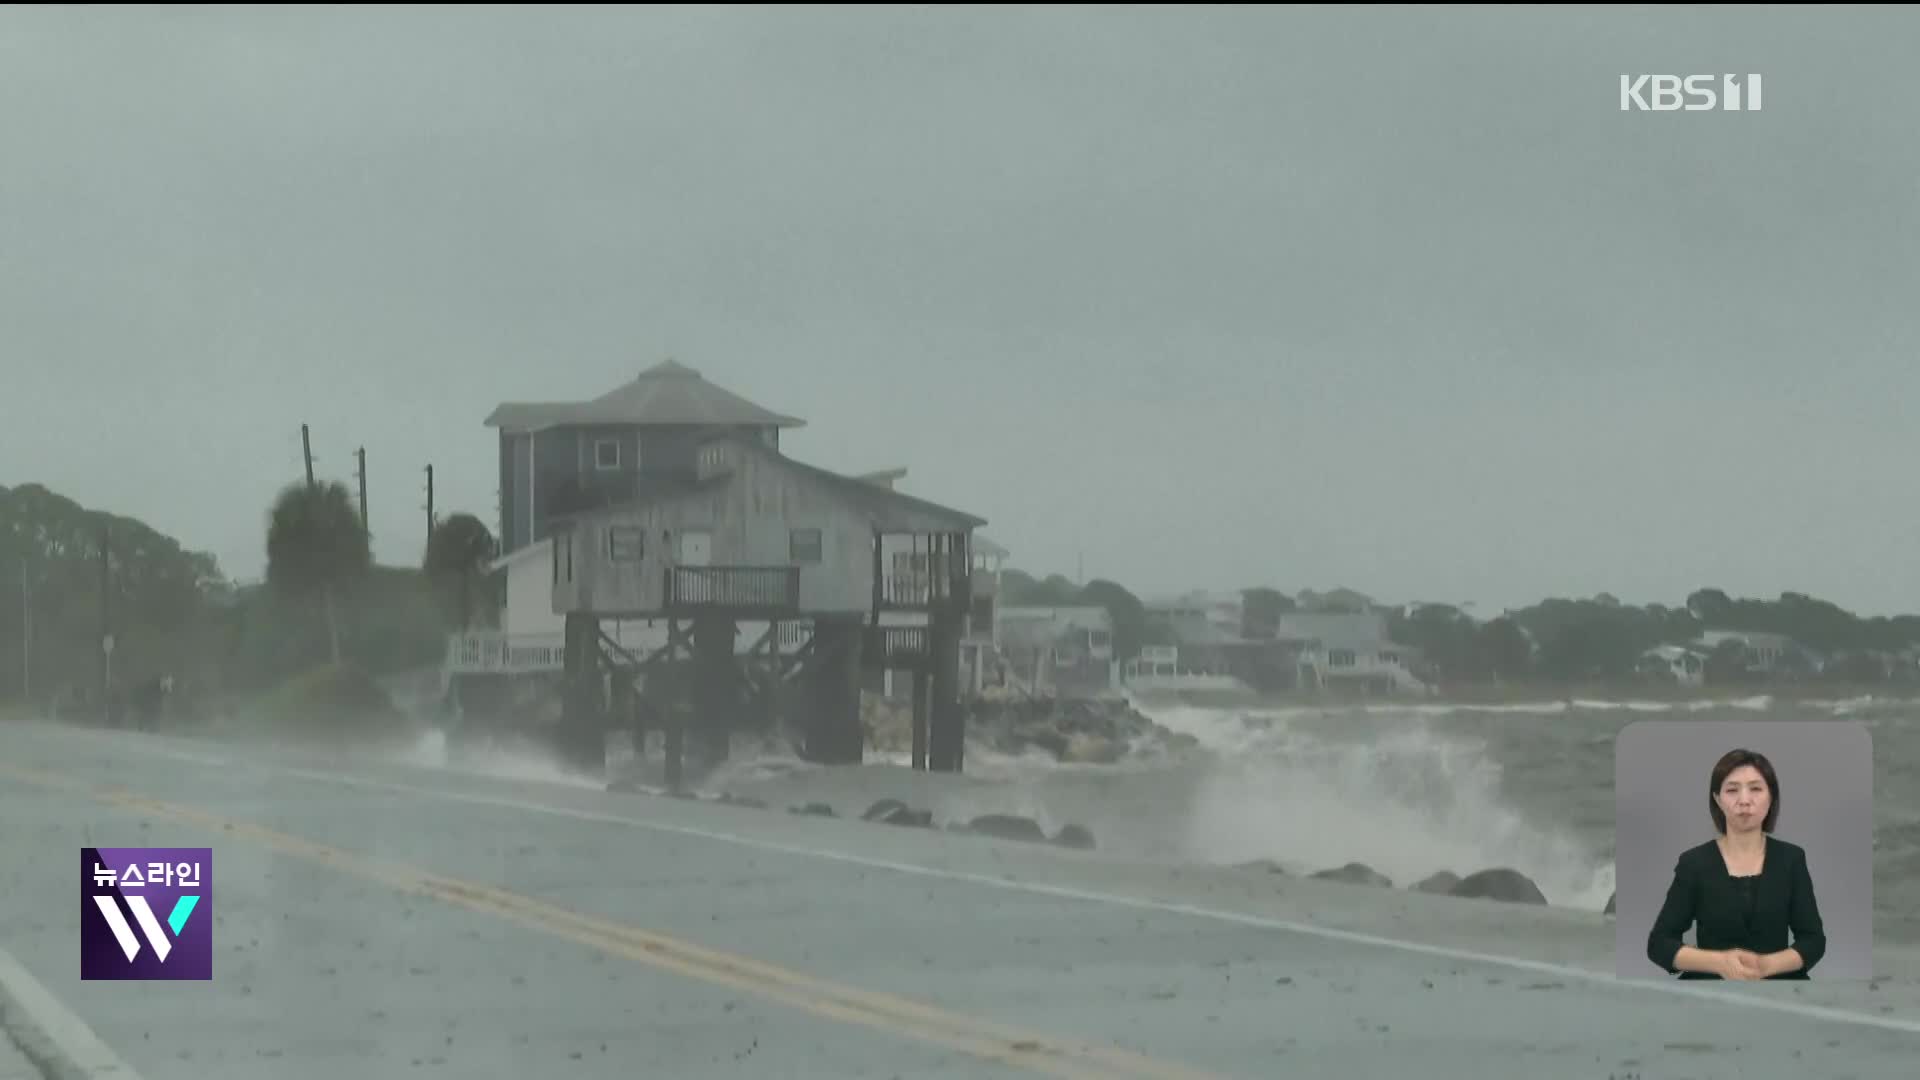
<box><xmin>1620</xmin><ymin>74</ymin><xmax>1762</xmax><ymax>112</ymax></box>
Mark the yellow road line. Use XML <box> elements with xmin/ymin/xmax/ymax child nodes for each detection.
<box><xmin>10</xmin><ymin>766</ymin><xmax>1223</xmax><ymax>1080</ymax></box>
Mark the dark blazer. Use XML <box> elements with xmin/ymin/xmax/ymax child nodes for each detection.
<box><xmin>1646</xmin><ymin>835</ymin><xmax>1826</xmax><ymax>980</ymax></box>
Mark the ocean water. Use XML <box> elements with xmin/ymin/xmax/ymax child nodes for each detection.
<box><xmin>1125</xmin><ymin>694</ymin><xmax>1920</xmax><ymax>943</ymax></box>
<box><xmin>397</xmin><ymin>693</ymin><xmax>1920</xmax><ymax>945</ymax></box>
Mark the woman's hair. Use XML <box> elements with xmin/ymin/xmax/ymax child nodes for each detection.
<box><xmin>1709</xmin><ymin>747</ymin><xmax>1780</xmax><ymax>834</ymax></box>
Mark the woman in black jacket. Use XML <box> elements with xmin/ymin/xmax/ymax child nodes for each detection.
<box><xmin>1646</xmin><ymin>747</ymin><xmax>1827</xmax><ymax>980</ymax></box>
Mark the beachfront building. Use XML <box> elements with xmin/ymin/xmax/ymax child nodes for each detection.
<box><xmin>1146</xmin><ymin>591</ymin><xmax>1246</xmax><ymax>639</ymax></box>
<box><xmin>994</xmin><ymin>606</ymin><xmax>1116</xmax><ymax>696</ymax></box>
<box><xmin>1689</xmin><ymin>630</ymin><xmax>1821</xmax><ymax>678</ymax></box>
<box><xmin>1119</xmin><ymin>608</ymin><xmax>1288</xmax><ymax>694</ymax></box>
<box><xmin>1636</xmin><ymin>644</ymin><xmax>1709</xmax><ymax>687</ymax></box>
<box><xmin>448</xmin><ymin>360</ymin><xmax>988</xmax><ymax>777</ymax></box>
<box><xmin>1279</xmin><ymin>611</ymin><xmax>1430</xmax><ymax>696</ymax></box>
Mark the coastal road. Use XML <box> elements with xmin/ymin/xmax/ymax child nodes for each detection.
<box><xmin>2</xmin><ymin>718</ymin><xmax>1918</xmax><ymax>1080</ymax></box>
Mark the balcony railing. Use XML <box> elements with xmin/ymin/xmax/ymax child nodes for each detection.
<box><xmin>665</xmin><ymin>566</ymin><xmax>801</xmax><ymax>614</ymax></box>
<box><xmin>445</xmin><ymin>632</ymin><xmax>567</xmax><ymax>675</ymax></box>
<box><xmin>865</xmin><ymin>625</ymin><xmax>931</xmax><ymax>666</ymax></box>
<box><xmin>878</xmin><ymin>572</ymin><xmax>970</xmax><ymax>611</ymax></box>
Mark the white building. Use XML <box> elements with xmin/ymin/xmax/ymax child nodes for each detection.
<box><xmin>1638</xmin><ymin>644</ymin><xmax>1708</xmax><ymax>687</ymax></box>
<box><xmin>1277</xmin><ymin>611</ymin><xmax>1429</xmax><ymax>696</ymax></box>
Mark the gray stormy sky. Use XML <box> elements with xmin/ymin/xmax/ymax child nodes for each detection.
<box><xmin>4</xmin><ymin>6</ymin><xmax>1918</xmax><ymax>616</ymax></box>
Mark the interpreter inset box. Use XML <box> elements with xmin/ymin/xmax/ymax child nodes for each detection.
<box><xmin>1614</xmin><ymin>720</ymin><xmax>1872</xmax><ymax>981</ymax></box>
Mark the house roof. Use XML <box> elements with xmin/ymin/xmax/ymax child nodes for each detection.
<box><xmin>854</xmin><ymin>467</ymin><xmax>910</xmax><ymax>489</ymax></box>
<box><xmin>1695</xmin><ymin>630</ymin><xmax>1805</xmax><ymax>651</ymax></box>
<box><xmin>1643</xmin><ymin>644</ymin><xmax>1709</xmax><ymax>661</ymax></box>
<box><xmin>488</xmin><ymin>536</ymin><xmax>552</xmax><ymax>574</ymax></box>
<box><xmin>1274</xmin><ymin>611</ymin><xmax>1393</xmax><ymax>651</ymax></box>
<box><xmin>996</xmin><ymin>606</ymin><xmax>1112</xmax><ymax>649</ymax></box>
<box><xmin>736</xmin><ymin>436</ymin><xmax>986</xmax><ymax>531</ymax></box>
<box><xmin>1164</xmin><ymin>613</ymin><xmax>1252</xmax><ymax>648</ymax></box>
<box><xmin>548</xmin><ymin>432</ymin><xmax>987</xmax><ymax>533</ymax></box>
<box><xmin>485</xmin><ymin>359</ymin><xmax>807</xmax><ymax>433</ymax></box>
<box><xmin>973</xmin><ymin>533</ymin><xmax>1009</xmax><ymax>559</ymax></box>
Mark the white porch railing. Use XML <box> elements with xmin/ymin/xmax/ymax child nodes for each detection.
<box><xmin>445</xmin><ymin>632</ymin><xmax>567</xmax><ymax>674</ymax></box>
<box><xmin>446</xmin><ymin>622</ymin><xmax>816</xmax><ymax>676</ymax></box>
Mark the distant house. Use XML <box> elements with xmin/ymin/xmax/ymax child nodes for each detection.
<box><xmin>958</xmin><ymin>533</ymin><xmax>1010</xmax><ymax>696</ymax></box>
<box><xmin>1145</xmin><ymin>591</ymin><xmax>1245</xmax><ymax>639</ymax></box>
<box><xmin>1637</xmin><ymin>644</ymin><xmax>1708</xmax><ymax>688</ymax></box>
<box><xmin>995</xmin><ymin>606</ymin><xmax>1114</xmax><ymax>695</ymax></box>
<box><xmin>1121</xmin><ymin>644</ymin><xmax>1248</xmax><ymax>692</ymax></box>
<box><xmin>1278</xmin><ymin>611</ymin><xmax>1428</xmax><ymax>696</ymax></box>
<box><xmin>1691</xmin><ymin>630</ymin><xmax>1821</xmax><ymax>678</ymax></box>
<box><xmin>1120</xmin><ymin>613</ymin><xmax>1272</xmax><ymax>693</ymax></box>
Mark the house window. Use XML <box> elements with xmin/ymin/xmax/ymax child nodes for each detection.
<box><xmin>608</xmin><ymin>526</ymin><xmax>644</xmax><ymax>562</ymax></box>
<box><xmin>1329</xmin><ymin>649</ymin><xmax>1356</xmax><ymax>668</ymax></box>
<box><xmin>595</xmin><ymin>439</ymin><xmax>621</xmax><ymax>470</ymax></box>
<box><xmin>790</xmin><ymin>528</ymin><xmax>823</xmax><ymax>564</ymax></box>
<box><xmin>1381</xmin><ymin>651</ymin><xmax>1399</xmax><ymax>666</ymax></box>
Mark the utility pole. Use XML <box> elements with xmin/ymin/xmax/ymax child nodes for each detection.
<box><xmin>354</xmin><ymin>446</ymin><xmax>369</xmax><ymax>539</ymax></box>
<box><xmin>100</xmin><ymin>523</ymin><xmax>113</xmax><ymax>725</ymax></box>
<box><xmin>19</xmin><ymin>558</ymin><xmax>30</xmax><ymax>703</ymax></box>
<box><xmin>424</xmin><ymin>464</ymin><xmax>435</xmax><ymax>541</ymax></box>
<box><xmin>301</xmin><ymin>424</ymin><xmax>315</xmax><ymax>488</ymax></box>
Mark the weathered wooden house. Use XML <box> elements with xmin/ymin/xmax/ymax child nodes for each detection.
<box><xmin>469</xmin><ymin>360</ymin><xmax>987</xmax><ymax>778</ymax></box>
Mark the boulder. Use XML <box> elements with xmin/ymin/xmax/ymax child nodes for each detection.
<box><xmin>789</xmin><ymin>802</ymin><xmax>836</xmax><ymax>818</ymax></box>
<box><xmin>862</xmin><ymin>799</ymin><xmax>932</xmax><ymax>828</ymax></box>
<box><xmin>1448</xmin><ymin>868</ymin><xmax>1548</xmax><ymax>906</ymax></box>
<box><xmin>1051</xmin><ymin>824</ymin><xmax>1096</xmax><ymax>850</ymax></box>
<box><xmin>1310</xmin><ymin>862</ymin><xmax>1393</xmax><ymax>889</ymax></box>
<box><xmin>962</xmin><ymin>698</ymin><xmax>1164</xmax><ymax>762</ymax></box>
<box><xmin>1411</xmin><ymin>871</ymin><xmax>1461</xmax><ymax>896</ymax></box>
<box><xmin>966</xmin><ymin>814</ymin><xmax>1049</xmax><ymax>843</ymax></box>
<box><xmin>1236</xmin><ymin>859</ymin><xmax>1291</xmax><ymax>876</ymax></box>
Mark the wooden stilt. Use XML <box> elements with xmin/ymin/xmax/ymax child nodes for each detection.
<box><xmin>911</xmin><ymin>668</ymin><xmax>929</xmax><ymax>771</ymax></box>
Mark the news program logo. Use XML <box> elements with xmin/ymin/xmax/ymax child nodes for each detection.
<box><xmin>81</xmin><ymin>848</ymin><xmax>212</xmax><ymax>981</ymax></box>
<box><xmin>1620</xmin><ymin>74</ymin><xmax>1762</xmax><ymax>112</ymax></box>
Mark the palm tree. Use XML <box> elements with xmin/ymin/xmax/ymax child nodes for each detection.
<box><xmin>265</xmin><ymin>481</ymin><xmax>370</xmax><ymax>665</ymax></box>
<box><xmin>423</xmin><ymin>513</ymin><xmax>497</xmax><ymax>630</ymax></box>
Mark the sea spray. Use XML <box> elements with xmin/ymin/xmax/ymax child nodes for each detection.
<box><xmin>1129</xmin><ymin>698</ymin><xmax>1616</xmax><ymax>908</ymax></box>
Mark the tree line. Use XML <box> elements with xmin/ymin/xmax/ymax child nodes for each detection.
<box><xmin>0</xmin><ymin>480</ymin><xmax>500</xmax><ymax>705</ymax></box>
<box><xmin>996</xmin><ymin>569</ymin><xmax>1920</xmax><ymax>687</ymax></box>
<box><xmin>12</xmin><ymin>478</ymin><xmax>1917</xmax><ymax>704</ymax></box>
